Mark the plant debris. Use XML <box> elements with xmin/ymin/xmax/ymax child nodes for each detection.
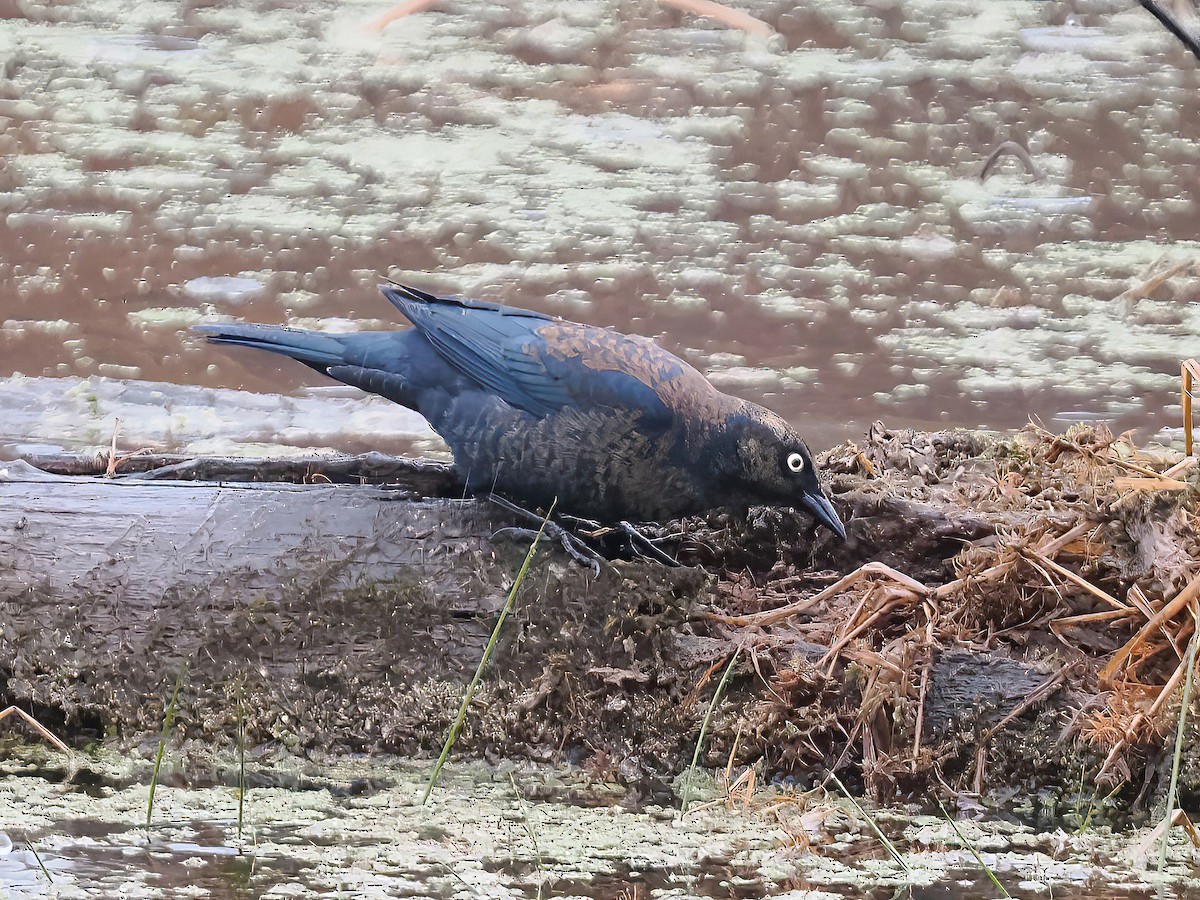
<box><xmin>664</xmin><ymin>421</ymin><xmax>1200</xmax><ymax>819</ymax></box>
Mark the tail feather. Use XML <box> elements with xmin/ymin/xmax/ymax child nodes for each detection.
<box><xmin>191</xmin><ymin>323</ymin><xmax>347</xmax><ymax>368</ymax></box>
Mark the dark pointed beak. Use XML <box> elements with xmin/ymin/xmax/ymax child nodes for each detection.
<box><xmin>801</xmin><ymin>491</ymin><xmax>847</xmax><ymax>540</ymax></box>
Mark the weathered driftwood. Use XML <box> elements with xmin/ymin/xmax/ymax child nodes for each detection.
<box><xmin>0</xmin><ymin>451</ymin><xmax>1080</xmax><ymax>802</ymax></box>
<box><xmin>0</xmin><ymin>459</ymin><xmax>713</xmax><ymax>775</ymax></box>
<box><xmin>22</xmin><ymin>450</ymin><xmax>460</xmax><ymax>492</ymax></box>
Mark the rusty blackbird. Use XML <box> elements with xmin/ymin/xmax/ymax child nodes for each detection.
<box><xmin>194</xmin><ymin>283</ymin><xmax>845</xmax><ymax>537</ymax></box>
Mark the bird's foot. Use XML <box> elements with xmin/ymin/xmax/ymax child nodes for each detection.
<box><xmin>487</xmin><ymin>496</ymin><xmax>680</xmax><ymax>570</ymax></box>
<box><xmin>487</xmin><ymin>495</ymin><xmax>604</xmax><ymax>576</ymax></box>
<box><xmin>489</xmin><ymin>526</ymin><xmax>603</xmax><ymax>576</ymax></box>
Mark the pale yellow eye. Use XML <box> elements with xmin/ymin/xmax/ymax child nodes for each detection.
<box><xmin>787</xmin><ymin>452</ymin><xmax>805</xmax><ymax>473</ymax></box>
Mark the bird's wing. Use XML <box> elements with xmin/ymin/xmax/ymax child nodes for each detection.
<box><xmin>380</xmin><ymin>283</ymin><xmax>671</xmax><ymax>423</ymax></box>
<box><xmin>381</xmin><ymin>283</ymin><xmax>568</xmax><ymax>415</ymax></box>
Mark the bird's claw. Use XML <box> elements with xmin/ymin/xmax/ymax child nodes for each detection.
<box><xmin>489</xmin><ymin>525</ymin><xmax>603</xmax><ymax>576</ymax></box>
<box><xmin>487</xmin><ymin>495</ymin><xmax>679</xmax><ymax>571</ymax></box>
<box><xmin>487</xmin><ymin>495</ymin><xmax>604</xmax><ymax>575</ymax></box>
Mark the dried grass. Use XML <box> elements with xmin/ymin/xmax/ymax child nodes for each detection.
<box><xmin>713</xmin><ymin>419</ymin><xmax>1200</xmax><ymax>803</ymax></box>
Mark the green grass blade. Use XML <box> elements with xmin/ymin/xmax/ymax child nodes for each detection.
<box><xmin>1158</xmin><ymin>602</ymin><xmax>1200</xmax><ymax>871</ymax></box>
<box><xmin>937</xmin><ymin>798</ymin><xmax>1010</xmax><ymax>897</ymax></box>
<box><xmin>24</xmin><ymin>835</ymin><xmax>53</xmax><ymax>883</ymax></box>
<box><xmin>237</xmin><ymin>685</ymin><xmax>247</xmax><ymax>847</ymax></box>
<box><xmin>830</xmin><ymin>772</ymin><xmax>910</xmax><ymax>873</ymax></box>
<box><xmin>1079</xmin><ymin>780</ymin><xmax>1125</xmax><ymax>835</ymax></box>
<box><xmin>146</xmin><ymin>667</ymin><xmax>185</xmax><ymax>835</ymax></box>
<box><xmin>508</xmin><ymin>772</ymin><xmax>545</xmax><ymax>896</ymax></box>
<box><xmin>681</xmin><ymin>646</ymin><xmax>741</xmax><ymax>813</ymax></box>
<box><xmin>422</xmin><ymin>501</ymin><xmax>556</xmax><ymax>805</ymax></box>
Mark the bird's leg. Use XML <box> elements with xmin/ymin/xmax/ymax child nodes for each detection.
<box><xmin>487</xmin><ymin>495</ymin><xmax>604</xmax><ymax>576</ymax></box>
<box><xmin>618</xmin><ymin>521</ymin><xmax>681</xmax><ymax>567</ymax></box>
<box><xmin>489</xmin><ymin>527</ymin><xmax>602</xmax><ymax>576</ymax></box>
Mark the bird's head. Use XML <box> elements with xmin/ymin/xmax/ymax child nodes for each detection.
<box><xmin>726</xmin><ymin>413</ymin><xmax>847</xmax><ymax>540</ymax></box>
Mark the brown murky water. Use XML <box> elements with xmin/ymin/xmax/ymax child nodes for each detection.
<box><xmin>0</xmin><ymin>0</ymin><xmax>1198</xmax><ymax>458</ymax></box>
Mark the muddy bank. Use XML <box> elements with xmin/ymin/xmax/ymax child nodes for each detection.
<box><xmin>3</xmin><ymin>424</ymin><xmax>1200</xmax><ymax>825</ymax></box>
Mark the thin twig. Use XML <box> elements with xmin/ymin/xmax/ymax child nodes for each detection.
<box><xmin>982</xmin><ymin>665</ymin><xmax>1071</xmax><ymax>742</ymax></box>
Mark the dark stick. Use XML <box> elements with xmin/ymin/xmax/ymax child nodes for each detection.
<box><xmin>1139</xmin><ymin>0</ymin><xmax>1200</xmax><ymax>61</ymax></box>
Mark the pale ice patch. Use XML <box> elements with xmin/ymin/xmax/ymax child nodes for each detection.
<box><xmin>1019</xmin><ymin>25</ymin><xmax>1119</xmax><ymax>55</ymax></box>
<box><xmin>181</xmin><ymin>276</ymin><xmax>266</xmax><ymax>305</ymax></box>
<box><xmin>989</xmin><ymin>195</ymin><xmax>1094</xmax><ymax>214</ymax></box>
<box><xmin>706</xmin><ymin>366</ymin><xmax>783</xmax><ymax>390</ymax></box>
<box><xmin>0</xmin><ymin>375</ymin><xmax>440</xmax><ymax>457</ymax></box>
<box><xmin>898</xmin><ymin>229</ymin><xmax>958</xmax><ymax>263</ymax></box>
<box><xmin>86</xmin><ymin>34</ymin><xmax>205</xmax><ymax>65</ymax></box>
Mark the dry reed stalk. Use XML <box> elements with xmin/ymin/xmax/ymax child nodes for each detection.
<box><xmin>657</xmin><ymin>0</ymin><xmax>775</xmax><ymax>37</ymax></box>
<box><xmin>1022</xmin><ymin>549</ymin><xmax>1128</xmax><ymax>610</ymax></box>
<box><xmin>1101</xmin><ymin>453</ymin><xmax>1177</xmax><ymax>479</ymax></box>
<box><xmin>838</xmin><ymin>645</ymin><xmax>905</xmax><ymax>677</ymax></box>
<box><xmin>1099</xmin><ymin>651</ymin><xmax>1193</xmax><ymax>773</ymax></box>
<box><xmin>1113</xmin><ymin>476</ymin><xmax>1190</xmax><ymax>492</ymax></box>
<box><xmin>106</xmin><ymin>417</ymin><xmax>120</xmax><ymax>477</ymax></box>
<box><xmin>1052</xmin><ymin>608</ymin><xmax>1136</xmax><ymax>631</ymax></box>
<box><xmin>1115</xmin><ymin>259</ymin><xmax>1195</xmax><ymax>306</ymax></box>
<box><xmin>910</xmin><ymin>599</ymin><xmax>936</xmax><ymax>772</ymax></box>
<box><xmin>101</xmin><ymin>417</ymin><xmax>151</xmax><ymax>477</ymax></box>
<box><xmin>934</xmin><ymin>520</ymin><xmax>1095</xmax><ymax>601</ymax></box>
<box><xmin>363</xmin><ymin>0</ymin><xmax>439</xmax><ymax>33</ymax></box>
<box><xmin>0</xmin><ymin>707</ymin><xmax>71</xmax><ymax>755</ymax></box>
<box><xmin>1129</xmin><ymin>584</ymin><xmax>1188</xmax><ymax>662</ymax></box>
<box><xmin>820</xmin><ymin>592</ymin><xmax>916</xmax><ymax>672</ymax></box>
<box><xmin>1164</xmin><ymin>456</ymin><xmax>1198</xmax><ymax>478</ymax></box>
<box><xmin>718</xmin><ymin>562</ymin><xmax>928</xmax><ymax>627</ymax></box>
<box><xmin>1132</xmin><ymin>809</ymin><xmax>1200</xmax><ymax>869</ymax></box>
<box><xmin>1102</xmin><ymin>571</ymin><xmax>1200</xmax><ymax>684</ymax></box>
<box><xmin>1185</xmin><ymin>359</ymin><xmax>1200</xmax><ymax>456</ymax></box>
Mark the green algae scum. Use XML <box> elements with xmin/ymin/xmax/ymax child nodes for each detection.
<box><xmin>6</xmin><ymin>748</ymin><xmax>1200</xmax><ymax>899</ymax></box>
<box><xmin>5</xmin><ymin>0</ymin><xmax>1200</xmax><ymax>896</ymax></box>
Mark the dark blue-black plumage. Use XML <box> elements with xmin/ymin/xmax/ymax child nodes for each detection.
<box><xmin>193</xmin><ymin>283</ymin><xmax>845</xmax><ymax>536</ymax></box>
